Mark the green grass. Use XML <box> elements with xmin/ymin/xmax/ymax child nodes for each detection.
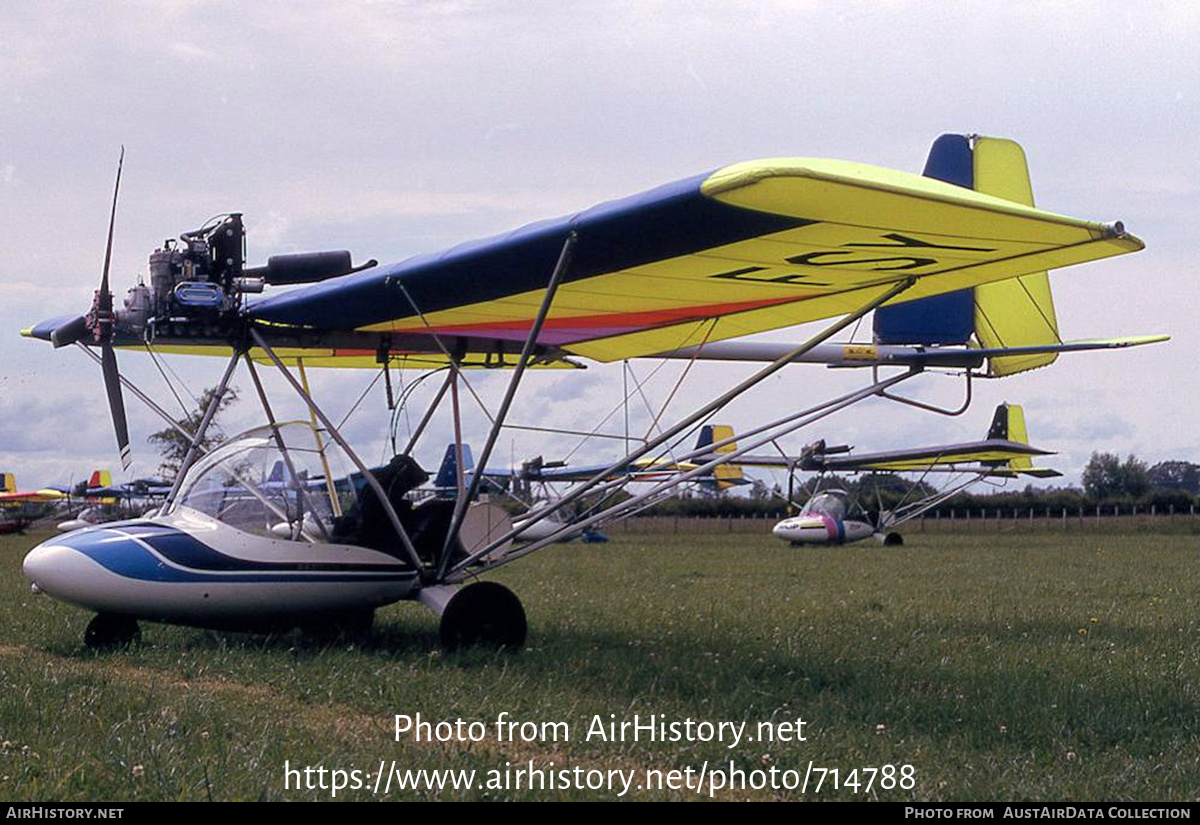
<box><xmin>1</xmin><ymin>528</ymin><xmax>1196</xmax><ymax>801</ymax></box>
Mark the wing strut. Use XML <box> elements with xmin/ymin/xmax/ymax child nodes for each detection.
<box><xmin>457</xmin><ymin>367</ymin><xmax>922</xmax><ymax>576</ymax></box>
<box><xmin>243</xmin><ymin>354</ymin><xmax>332</xmax><ymax>542</ymax></box>
<box><xmin>163</xmin><ymin>349</ymin><xmax>242</xmax><ymax>508</ymax></box>
<box><xmin>401</xmin><ymin>368</ymin><xmax>455</xmax><ymax>457</ymax></box>
<box><xmin>437</xmin><ymin>231</ymin><xmax>578</xmax><ymax>578</ymax></box>
<box><xmin>251</xmin><ymin>328</ymin><xmax>426</xmax><ymax>572</ymax></box>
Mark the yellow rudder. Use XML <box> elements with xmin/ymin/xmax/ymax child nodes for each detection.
<box><xmin>972</xmin><ymin>137</ymin><xmax>1061</xmax><ymax>377</ymax></box>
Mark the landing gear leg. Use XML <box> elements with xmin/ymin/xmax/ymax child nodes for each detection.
<box><xmin>438</xmin><ymin>582</ymin><xmax>527</xmax><ymax>651</ymax></box>
<box><xmin>84</xmin><ymin>614</ymin><xmax>141</xmax><ymax>650</ymax></box>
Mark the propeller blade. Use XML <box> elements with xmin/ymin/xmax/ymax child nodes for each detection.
<box><xmin>101</xmin><ymin>343</ymin><xmax>131</xmax><ymax>470</ymax></box>
<box><xmin>50</xmin><ymin>315</ymin><xmax>89</xmax><ymax>349</ymax></box>
<box><xmin>98</xmin><ymin>146</ymin><xmax>124</xmax><ymax>308</ymax></box>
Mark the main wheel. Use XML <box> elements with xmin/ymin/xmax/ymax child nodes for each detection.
<box><xmin>438</xmin><ymin>582</ymin><xmax>526</xmax><ymax>651</ymax></box>
<box><xmin>84</xmin><ymin>614</ymin><xmax>141</xmax><ymax>650</ymax></box>
<box><xmin>883</xmin><ymin>532</ymin><xmax>904</xmax><ymax>546</ymax></box>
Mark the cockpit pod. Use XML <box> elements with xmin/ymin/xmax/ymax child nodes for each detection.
<box><xmin>22</xmin><ymin>422</ymin><xmax>424</xmax><ymax>646</ymax></box>
<box><xmin>167</xmin><ymin>422</ymin><xmax>514</xmax><ymax>566</ymax></box>
<box><xmin>771</xmin><ymin>488</ymin><xmax>876</xmax><ymax>546</ymax></box>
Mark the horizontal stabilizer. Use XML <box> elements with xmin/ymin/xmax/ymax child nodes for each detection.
<box><xmin>653</xmin><ymin>334</ymin><xmax>1168</xmax><ymax>370</ymax></box>
<box><xmin>733</xmin><ymin>403</ymin><xmax>1057</xmax><ymax>477</ymax></box>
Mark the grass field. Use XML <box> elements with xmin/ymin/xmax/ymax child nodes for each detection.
<box><xmin>1</xmin><ymin>527</ymin><xmax>1196</xmax><ymax>801</ymax></box>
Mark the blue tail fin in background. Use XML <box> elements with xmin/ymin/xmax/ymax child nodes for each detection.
<box><xmin>435</xmin><ymin>443</ymin><xmax>475</xmax><ymax>491</ymax></box>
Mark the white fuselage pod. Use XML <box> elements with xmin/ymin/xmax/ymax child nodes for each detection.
<box><xmin>23</xmin><ymin>507</ymin><xmax>419</xmax><ymax>628</ymax></box>
<box><xmin>512</xmin><ymin>513</ymin><xmax>580</xmax><ymax>543</ymax></box>
<box><xmin>57</xmin><ymin>507</ymin><xmax>108</xmax><ymax>533</ymax></box>
<box><xmin>771</xmin><ymin>514</ymin><xmax>874</xmax><ymax>546</ymax></box>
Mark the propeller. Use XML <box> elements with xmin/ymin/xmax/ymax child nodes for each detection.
<box><xmin>66</xmin><ymin>149</ymin><xmax>132</xmax><ymax>469</ymax></box>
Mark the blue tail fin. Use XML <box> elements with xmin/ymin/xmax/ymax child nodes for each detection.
<box><xmin>872</xmin><ymin>134</ymin><xmax>976</xmax><ymax>346</ymax></box>
<box><xmin>434</xmin><ymin>443</ymin><xmax>475</xmax><ymax>490</ymax></box>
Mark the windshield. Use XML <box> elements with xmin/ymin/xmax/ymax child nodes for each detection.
<box><xmin>170</xmin><ymin>421</ymin><xmax>357</xmax><ymax>542</ymax></box>
<box><xmin>803</xmin><ymin>491</ymin><xmax>849</xmax><ymax>520</ymax></box>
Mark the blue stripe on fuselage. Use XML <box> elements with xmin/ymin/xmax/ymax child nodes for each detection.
<box><xmin>53</xmin><ymin>527</ymin><xmax>415</xmax><ymax>583</ymax></box>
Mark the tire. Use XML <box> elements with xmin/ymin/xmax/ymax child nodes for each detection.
<box><xmin>883</xmin><ymin>532</ymin><xmax>904</xmax><ymax>546</ymax></box>
<box><xmin>438</xmin><ymin>582</ymin><xmax>526</xmax><ymax>651</ymax></box>
<box><xmin>84</xmin><ymin>614</ymin><xmax>141</xmax><ymax>650</ymax></box>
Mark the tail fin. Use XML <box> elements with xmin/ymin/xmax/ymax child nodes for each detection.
<box><xmin>88</xmin><ymin>470</ymin><xmax>112</xmax><ymax>489</ymax></box>
<box><xmin>1</xmin><ymin>473</ymin><xmax>15</xmax><ymax>493</ymax></box>
<box><xmin>434</xmin><ymin>443</ymin><xmax>475</xmax><ymax>490</ymax></box>
<box><xmin>873</xmin><ymin>134</ymin><xmax>1060</xmax><ymax>377</ymax></box>
<box><xmin>986</xmin><ymin>403</ymin><xmax>1058</xmax><ymax>477</ymax></box>
<box><xmin>986</xmin><ymin>401</ymin><xmax>1033</xmax><ymax>447</ymax></box>
<box><xmin>970</xmin><ymin>137</ymin><xmax>1059</xmax><ymax>376</ymax></box>
<box><xmin>873</xmin><ymin>134</ymin><xmax>976</xmax><ymax>346</ymax></box>
<box><xmin>267</xmin><ymin>460</ymin><xmax>286</xmax><ymax>484</ymax></box>
<box><xmin>695</xmin><ymin>424</ymin><xmax>743</xmax><ymax>489</ymax></box>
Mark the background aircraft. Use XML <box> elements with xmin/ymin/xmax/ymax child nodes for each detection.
<box><xmin>0</xmin><ymin>472</ymin><xmax>67</xmax><ymax>505</ymax></box>
<box><xmin>755</xmin><ymin>404</ymin><xmax>1057</xmax><ymax>547</ymax></box>
<box><xmin>0</xmin><ymin>473</ymin><xmax>67</xmax><ymax>534</ymax></box>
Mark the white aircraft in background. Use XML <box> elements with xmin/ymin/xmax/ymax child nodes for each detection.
<box><xmin>759</xmin><ymin>403</ymin><xmax>1058</xmax><ymax>547</ymax></box>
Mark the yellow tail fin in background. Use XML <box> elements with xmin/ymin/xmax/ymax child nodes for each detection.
<box><xmin>699</xmin><ymin>424</ymin><xmax>744</xmax><ymax>489</ymax></box>
<box><xmin>987</xmin><ymin>403</ymin><xmax>1033</xmax><ymax>472</ymax></box>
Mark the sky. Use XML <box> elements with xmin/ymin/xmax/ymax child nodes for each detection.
<box><xmin>1</xmin><ymin>0</ymin><xmax>1197</xmax><ymax>492</ymax></box>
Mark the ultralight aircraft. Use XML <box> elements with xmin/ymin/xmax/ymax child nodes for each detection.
<box><xmin>753</xmin><ymin>402</ymin><xmax>1058</xmax><ymax>546</ymax></box>
<box><xmin>20</xmin><ymin>134</ymin><xmax>1165</xmax><ymax>648</ymax></box>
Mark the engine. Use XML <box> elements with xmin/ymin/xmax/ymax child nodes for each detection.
<box><xmin>115</xmin><ymin>213</ymin><xmax>361</xmax><ymax>340</ymax></box>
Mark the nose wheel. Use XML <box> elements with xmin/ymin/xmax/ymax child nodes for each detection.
<box><xmin>438</xmin><ymin>582</ymin><xmax>527</xmax><ymax>651</ymax></box>
<box><xmin>84</xmin><ymin>614</ymin><xmax>141</xmax><ymax>650</ymax></box>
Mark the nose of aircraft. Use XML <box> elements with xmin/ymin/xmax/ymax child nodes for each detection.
<box><xmin>23</xmin><ymin>541</ymin><xmax>59</xmax><ymax>588</ymax></box>
<box><xmin>22</xmin><ymin>537</ymin><xmax>113</xmax><ymax>609</ymax></box>
<box><xmin>22</xmin><ymin>539</ymin><xmax>92</xmax><ymax>596</ymax></box>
